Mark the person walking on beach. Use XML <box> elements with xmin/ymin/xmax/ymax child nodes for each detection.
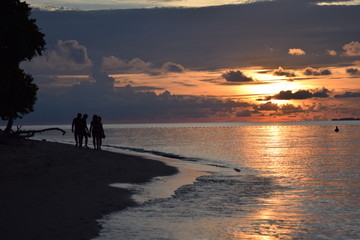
<box><xmin>90</xmin><ymin>115</ymin><xmax>105</xmax><ymax>150</ymax></box>
<box><xmin>79</xmin><ymin>114</ymin><xmax>90</xmax><ymax>148</ymax></box>
<box><xmin>90</xmin><ymin>115</ymin><xmax>99</xmax><ymax>150</ymax></box>
<box><xmin>98</xmin><ymin>116</ymin><xmax>105</xmax><ymax>150</ymax></box>
<box><xmin>71</xmin><ymin>113</ymin><xmax>82</xmax><ymax>147</ymax></box>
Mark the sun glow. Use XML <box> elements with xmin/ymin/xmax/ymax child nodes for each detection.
<box><xmin>241</xmin><ymin>81</ymin><xmax>305</xmax><ymax>98</ymax></box>
<box><xmin>110</xmin><ymin>67</ymin><xmax>322</xmax><ymax>104</ymax></box>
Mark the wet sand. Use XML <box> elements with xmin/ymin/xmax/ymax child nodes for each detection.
<box><xmin>0</xmin><ymin>139</ymin><xmax>178</xmax><ymax>240</ymax></box>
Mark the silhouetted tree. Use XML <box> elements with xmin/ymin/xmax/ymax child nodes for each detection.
<box><xmin>0</xmin><ymin>0</ymin><xmax>45</xmax><ymax>133</ymax></box>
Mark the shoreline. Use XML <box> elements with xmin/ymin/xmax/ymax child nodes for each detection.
<box><xmin>0</xmin><ymin>139</ymin><xmax>178</xmax><ymax>240</ymax></box>
<box><xmin>107</xmin><ymin>151</ymin><xmax>211</xmax><ymax>205</ymax></box>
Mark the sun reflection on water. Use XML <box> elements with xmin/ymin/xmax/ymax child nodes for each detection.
<box><xmin>220</xmin><ymin>126</ymin><xmax>310</xmax><ymax>239</ymax></box>
<box><xmin>222</xmin><ymin>125</ymin><xmax>360</xmax><ymax>240</ymax></box>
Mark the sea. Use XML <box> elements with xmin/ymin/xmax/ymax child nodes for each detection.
<box><xmin>28</xmin><ymin>121</ymin><xmax>360</xmax><ymax>240</ymax></box>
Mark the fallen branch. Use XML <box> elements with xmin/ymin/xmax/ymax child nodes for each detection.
<box><xmin>1</xmin><ymin>128</ymin><xmax>66</xmax><ymax>139</ymax></box>
<box><xmin>18</xmin><ymin>128</ymin><xmax>66</xmax><ymax>138</ymax></box>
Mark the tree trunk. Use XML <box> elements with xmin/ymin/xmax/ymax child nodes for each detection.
<box><xmin>4</xmin><ymin>117</ymin><xmax>13</xmax><ymax>134</ymax></box>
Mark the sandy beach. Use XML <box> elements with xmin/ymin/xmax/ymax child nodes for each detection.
<box><xmin>0</xmin><ymin>139</ymin><xmax>178</xmax><ymax>240</ymax></box>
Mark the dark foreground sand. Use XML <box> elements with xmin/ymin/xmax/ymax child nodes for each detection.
<box><xmin>0</xmin><ymin>139</ymin><xmax>178</xmax><ymax>240</ymax></box>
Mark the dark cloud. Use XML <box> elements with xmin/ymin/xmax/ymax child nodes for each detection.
<box><xmin>303</xmin><ymin>67</ymin><xmax>332</xmax><ymax>76</ymax></box>
<box><xmin>280</xmin><ymin>103</ymin><xmax>304</xmax><ymax>114</ymax></box>
<box><xmin>101</xmin><ymin>56</ymin><xmax>152</xmax><ymax>74</ymax></box>
<box><xmin>275</xmin><ymin>90</ymin><xmax>312</xmax><ymax>100</ymax></box>
<box><xmin>222</xmin><ymin>70</ymin><xmax>254</xmax><ymax>83</ymax></box>
<box><xmin>90</xmin><ymin>71</ymin><xmax>115</xmax><ymax>90</ymax></box>
<box><xmin>273</xmin><ymin>67</ymin><xmax>296</xmax><ymax>77</ymax></box>
<box><xmin>22</xmin><ymin>40</ymin><xmax>92</xmax><ymax>74</ymax></box>
<box><xmin>272</xmin><ymin>88</ymin><xmax>330</xmax><ymax>100</ymax></box>
<box><xmin>26</xmin><ymin>47</ymin><xmax>188</xmax><ymax>76</ymax></box>
<box><xmin>254</xmin><ymin>101</ymin><xmax>280</xmax><ymax>111</ymax></box>
<box><xmin>253</xmin><ymin>101</ymin><xmax>306</xmax><ymax>116</ymax></box>
<box><xmin>334</xmin><ymin>92</ymin><xmax>360</xmax><ymax>98</ymax></box>
<box><xmin>57</xmin><ymin>40</ymin><xmax>90</xmax><ymax>64</ymax></box>
<box><xmin>85</xmin><ymin>56</ymin><xmax>187</xmax><ymax>75</ymax></box>
<box><xmin>312</xmin><ymin>88</ymin><xmax>331</xmax><ymax>98</ymax></box>
<box><xmin>252</xmin><ymin>100</ymin><xmax>318</xmax><ymax>118</ymax></box>
<box><xmin>161</xmin><ymin>62</ymin><xmax>186</xmax><ymax>73</ymax></box>
<box><xmin>346</xmin><ymin>68</ymin><xmax>360</xmax><ymax>75</ymax></box>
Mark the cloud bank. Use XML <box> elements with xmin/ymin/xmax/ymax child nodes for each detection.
<box><xmin>23</xmin><ymin>40</ymin><xmax>93</xmax><ymax>74</ymax></box>
<box><xmin>346</xmin><ymin>68</ymin><xmax>360</xmax><ymax>75</ymax></box>
<box><xmin>273</xmin><ymin>67</ymin><xmax>296</xmax><ymax>77</ymax></box>
<box><xmin>270</xmin><ymin>88</ymin><xmax>330</xmax><ymax>100</ymax></box>
<box><xmin>101</xmin><ymin>56</ymin><xmax>153</xmax><ymax>74</ymax></box>
<box><xmin>221</xmin><ymin>70</ymin><xmax>254</xmax><ymax>83</ymax></box>
<box><xmin>334</xmin><ymin>92</ymin><xmax>360</xmax><ymax>98</ymax></box>
<box><xmin>303</xmin><ymin>67</ymin><xmax>332</xmax><ymax>76</ymax></box>
<box><xmin>161</xmin><ymin>62</ymin><xmax>186</xmax><ymax>73</ymax></box>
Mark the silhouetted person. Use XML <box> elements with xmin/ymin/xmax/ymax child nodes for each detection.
<box><xmin>90</xmin><ymin>115</ymin><xmax>99</xmax><ymax>149</ymax></box>
<box><xmin>90</xmin><ymin>115</ymin><xmax>105</xmax><ymax>150</ymax></box>
<box><xmin>98</xmin><ymin>116</ymin><xmax>105</xmax><ymax>150</ymax></box>
<box><xmin>78</xmin><ymin>114</ymin><xmax>90</xmax><ymax>148</ymax></box>
<box><xmin>335</xmin><ymin>126</ymin><xmax>339</xmax><ymax>132</ymax></box>
<box><xmin>71</xmin><ymin>113</ymin><xmax>82</xmax><ymax>147</ymax></box>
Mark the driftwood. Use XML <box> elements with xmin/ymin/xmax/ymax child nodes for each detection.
<box><xmin>0</xmin><ymin>126</ymin><xmax>66</xmax><ymax>139</ymax></box>
<box><xmin>15</xmin><ymin>128</ymin><xmax>66</xmax><ymax>138</ymax></box>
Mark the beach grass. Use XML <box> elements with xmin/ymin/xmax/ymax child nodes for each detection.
<box><xmin>0</xmin><ymin>139</ymin><xmax>178</xmax><ymax>240</ymax></box>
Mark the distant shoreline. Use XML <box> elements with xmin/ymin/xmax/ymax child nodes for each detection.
<box><xmin>331</xmin><ymin>118</ymin><xmax>360</xmax><ymax>121</ymax></box>
<box><xmin>0</xmin><ymin>139</ymin><xmax>178</xmax><ymax>240</ymax></box>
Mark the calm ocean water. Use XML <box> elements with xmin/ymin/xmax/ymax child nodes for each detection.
<box><xmin>30</xmin><ymin>121</ymin><xmax>360</xmax><ymax>239</ymax></box>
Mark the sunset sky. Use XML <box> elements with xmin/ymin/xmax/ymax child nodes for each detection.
<box><xmin>24</xmin><ymin>0</ymin><xmax>360</xmax><ymax>10</ymax></box>
<box><xmin>14</xmin><ymin>0</ymin><xmax>360</xmax><ymax>124</ymax></box>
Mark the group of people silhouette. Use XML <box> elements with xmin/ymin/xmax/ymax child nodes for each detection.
<box><xmin>71</xmin><ymin>113</ymin><xmax>105</xmax><ymax>150</ymax></box>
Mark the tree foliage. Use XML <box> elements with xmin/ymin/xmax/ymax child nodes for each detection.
<box><xmin>0</xmin><ymin>67</ymin><xmax>38</xmax><ymax>119</ymax></box>
<box><xmin>0</xmin><ymin>0</ymin><xmax>45</xmax><ymax>132</ymax></box>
